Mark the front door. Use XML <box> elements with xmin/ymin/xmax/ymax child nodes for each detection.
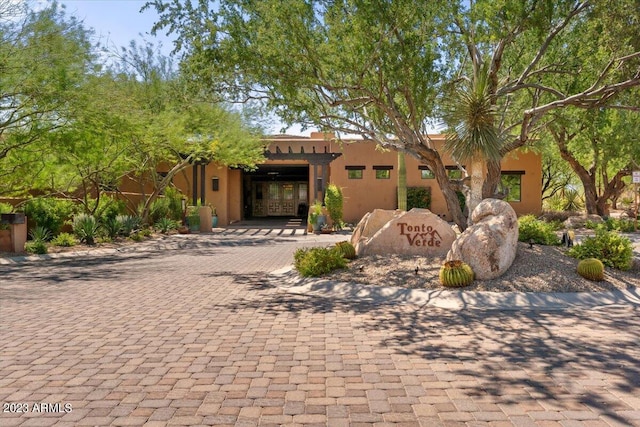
<box><xmin>253</xmin><ymin>182</ymin><xmax>308</xmax><ymax>217</ymax></box>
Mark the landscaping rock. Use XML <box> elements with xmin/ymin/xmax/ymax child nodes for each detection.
<box><xmin>354</xmin><ymin>208</ymin><xmax>456</xmax><ymax>257</ymax></box>
<box><xmin>446</xmin><ymin>199</ymin><xmax>518</xmax><ymax>280</ymax></box>
<box><xmin>351</xmin><ymin>209</ymin><xmax>401</xmax><ymax>247</ymax></box>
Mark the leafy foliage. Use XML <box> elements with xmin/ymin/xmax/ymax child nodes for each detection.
<box><xmin>324</xmin><ymin>184</ymin><xmax>344</xmax><ymax>229</ymax></box>
<box><xmin>25</xmin><ymin>241</ymin><xmax>47</xmax><ymax>255</ymax></box>
<box><xmin>406</xmin><ymin>187</ymin><xmax>432</xmax><ymax>210</ymax></box>
<box><xmin>117</xmin><ymin>215</ymin><xmax>141</xmax><ymax>237</ymax></box>
<box><xmin>156</xmin><ymin>217</ymin><xmax>178</xmax><ymax>234</ymax></box>
<box><xmin>102</xmin><ymin>216</ymin><xmax>123</xmax><ymax>239</ymax></box>
<box><xmin>518</xmin><ymin>215</ymin><xmax>561</xmax><ymax>246</ymax></box>
<box><xmin>51</xmin><ymin>232</ymin><xmax>77</xmax><ymax>247</ymax></box>
<box><xmin>568</xmin><ymin>228</ymin><xmax>633</xmax><ymax>271</ymax></box>
<box><xmin>294</xmin><ymin>247</ymin><xmax>347</xmax><ymax>277</ymax></box>
<box><xmin>23</xmin><ymin>198</ymin><xmax>75</xmax><ymax>236</ymax></box>
<box><xmin>0</xmin><ymin>202</ymin><xmax>13</xmax><ymax>214</ymax></box>
<box><xmin>73</xmin><ymin>213</ymin><xmax>99</xmax><ymax>245</ymax></box>
<box><xmin>586</xmin><ymin>218</ymin><xmax>636</xmax><ymax>233</ymax></box>
<box><xmin>29</xmin><ymin>226</ymin><xmax>52</xmax><ymax>243</ymax></box>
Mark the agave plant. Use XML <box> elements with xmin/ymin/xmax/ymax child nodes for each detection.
<box><xmin>29</xmin><ymin>226</ymin><xmax>52</xmax><ymax>243</ymax></box>
<box><xmin>73</xmin><ymin>214</ymin><xmax>99</xmax><ymax>245</ymax></box>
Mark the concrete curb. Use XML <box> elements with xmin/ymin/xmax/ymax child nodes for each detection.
<box><xmin>271</xmin><ymin>266</ymin><xmax>640</xmax><ymax>311</ymax></box>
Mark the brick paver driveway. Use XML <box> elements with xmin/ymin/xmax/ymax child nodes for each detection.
<box><xmin>1</xmin><ymin>231</ymin><xmax>639</xmax><ymax>426</ymax></box>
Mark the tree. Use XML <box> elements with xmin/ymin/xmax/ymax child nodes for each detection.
<box><xmin>146</xmin><ymin>0</ymin><xmax>640</xmax><ymax>230</ymax></box>
<box><xmin>548</xmin><ymin>108</ymin><xmax>640</xmax><ymax>215</ymax></box>
<box><xmin>442</xmin><ymin>61</ymin><xmax>503</xmax><ymax>220</ymax></box>
<box><xmin>0</xmin><ymin>1</ymin><xmax>95</xmax><ymax>163</ymax></box>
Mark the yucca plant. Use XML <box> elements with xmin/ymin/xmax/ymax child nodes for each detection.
<box><xmin>102</xmin><ymin>216</ymin><xmax>122</xmax><ymax>239</ymax></box>
<box><xmin>73</xmin><ymin>214</ymin><xmax>99</xmax><ymax>245</ymax></box>
<box><xmin>117</xmin><ymin>215</ymin><xmax>141</xmax><ymax>237</ymax></box>
<box><xmin>29</xmin><ymin>226</ymin><xmax>52</xmax><ymax>242</ymax></box>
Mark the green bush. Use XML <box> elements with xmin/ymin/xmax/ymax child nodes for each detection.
<box><xmin>0</xmin><ymin>202</ymin><xmax>13</xmax><ymax>214</ymax></box>
<box><xmin>156</xmin><ymin>217</ymin><xmax>178</xmax><ymax>233</ymax></box>
<box><xmin>86</xmin><ymin>196</ymin><xmax>126</xmax><ymax>223</ymax></box>
<box><xmin>587</xmin><ymin>218</ymin><xmax>636</xmax><ymax>233</ymax></box>
<box><xmin>102</xmin><ymin>216</ymin><xmax>122</xmax><ymax>239</ymax></box>
<box><xmin>407</xmin><ymin>187</ymin><xmax>432</xmax><ymax>210</ymax></box>
<box><xmin>73</xmin><ymin>214</ymin><xmax>99</xmax><ymax>245</ymax></box>
<box><xmin>29</xmin><ymin>226</ymin><xmax>52</xmax><ymax>242</ymax></box>
<box><xmin>149</xmin><ymin>197</ymin><xmax>171</xmax><ymax>225</ymax></box>
<box><xmin>518</xmin><ymin>215</ymin><xmax>561</xmax><ymax>245</ymax></box>
<box><xmin>23</xmin><ymin>198</ymin><xmax>75</xmax><ymax>236</ymax></box>
<box><xmin>117</xmin><ymin>215</ymin><xmax>141</xmax><ymax>237</ymax></box>
<box><xmin>164</xmin><ymin>187</ymin><xmax>185</xmax><ymax>221</ymax></box>
<box><xmin>568</xmin><ymin>228</ymin><xmax>633</xmax><ymax>270</ymax></box>
<box><xmin>130</xmin><ymin>232</ymin><xmax>144</xmax><ymax>242</ymax></box>
<box><xmin>294</xmin><ymin>247</ymin><xmax>347</xmax><ymax>277</ymax></box>
<box><xmin>25</xmin><ymin>241</ymin><xmax>47</xmax><ymax>254</ymax></box>
<box><xmin>51</xmin><ymin>232</ymin><xmax>77</xmax><ymax>247</ymax></box>
<box><xmin>324</xmin><ymin>184</ymin><xmax>344</xmax><ymax>229</ymax></box>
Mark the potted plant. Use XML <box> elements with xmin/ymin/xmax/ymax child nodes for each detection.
<box><xmin>210</xmin><ymin>205</ymin><xmax>218</xmax><ymax>228</ymax></box>
<box><xmin>308</xmin><ymin>201</ymin><xmax>326</xmax><ymax>234</ymax></box>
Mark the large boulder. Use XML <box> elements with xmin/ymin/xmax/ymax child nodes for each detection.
<box><xmin>351</xmin><ymin>209</ymin><xmax>402</xmax><ymax>248</ymax></box>
<box><xmin>354</xmin><ymin>208</ymin><xmax>456</xmax><ymax>257</ymax></box>
<box><xmin>446</xmin><ymin>199</ymin><xmax>518</xmax><ymax>280</ymax></box>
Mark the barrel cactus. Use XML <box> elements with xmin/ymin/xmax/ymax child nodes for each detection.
<box><xmin>439</xmin><ymin>260</ymin><xmax>474</xmax><ymax>288</ymax></box>
<box><xmin>577</xmin><ymin>258</ymin><xmax>604</xmax><ymax>281</ymax></box>
<box><xmin>335</xmin><ymin>241</ymin><xmax>357</xmax><ymax>260</ymax></box>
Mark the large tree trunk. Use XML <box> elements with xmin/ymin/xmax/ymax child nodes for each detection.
<box><xmin>467</xmin><ymin>157</ymin><xmax>485</xmax><ymax>223</ymax></box>
<box><xmin>397</xmin><ymin>152</ymin><xmax>407</xmax><ymax>211</ymax></box>
<box><xmin>412</xmin><ymin>144</ymin><xmax>467</xmax><ymax>230</ymax></box>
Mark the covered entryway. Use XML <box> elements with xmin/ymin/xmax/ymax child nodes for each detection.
<box><xmin>243</xmin><ymin>165</ymin><xmax>309</xmax><ymax>218</ymax></box>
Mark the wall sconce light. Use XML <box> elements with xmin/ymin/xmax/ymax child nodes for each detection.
<box><xmin>212</xmin><ymin>177</ymin><xmax>219</xmax><ymax>191</ymax></box>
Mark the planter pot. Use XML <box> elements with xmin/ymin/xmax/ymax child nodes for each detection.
<box><xmin>212</xmin><ymin>215</ymin><xmax>218</xmax><ymax>228</ymax></box>
<box><xmin>187</xmin><ymin>215</ymin><xmax>200</xmax><ymax>232</ymax></box>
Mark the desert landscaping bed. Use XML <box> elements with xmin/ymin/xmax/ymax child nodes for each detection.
<box><xmin>323</xmin><ymin>242</ymin><xmax>640</xmax><ymax>293</ymax></box>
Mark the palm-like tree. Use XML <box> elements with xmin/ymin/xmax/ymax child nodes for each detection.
<box><xmin>444</xmin><ymin>61</ymin><xmax>503</xmax><ymax>222</ymax></box>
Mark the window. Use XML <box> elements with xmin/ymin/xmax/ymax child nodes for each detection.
<box><xmin>348</xmin><ymin>170</ymin><xmax>363</xmax><ymax>179</ymax></box>
<box><xmin>419</xmin><ymin>166</ymin><xmax>435</xmax><ymax>179</ymax></box>
<box><xmin>375</xmin><ymin>169</ymin><xmax>390</xmax><ymax>179</ymax></box>
<box><xmin>346</xmin><ymin>165</ymin><xmax>365</xmax><ymax>179</ymax></box>
<box><xmin>373</xmin><ymin>165</ymin><xmax>393</xmax><ymax>179</ymax></box>
<box><xmin>500</xmin><ymin>172</ymin><xmax>523</xmax><ymax>202</ymax></box>
<box><xmin>448</xmin><ymin>169</ymin><xmax>462</xmax><ymax>179</ymax></box>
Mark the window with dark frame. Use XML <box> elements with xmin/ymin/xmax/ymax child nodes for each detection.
<box><xmin>500</xmin><ymin>171</ymin><xmax>524</xmax><ymax>202</ymax></box>
<box><xmin>346</xmin><ymin>165</ymin><xmax>365</xmax><ymax>179</ymax></box>
<box><xmin>373</xmin><ymin>165</ymin><xmax>393</xmax><ymax>179</ymax></box>
<box><xmin>419</xmin><ymin>165</ymin><xmax>435</xmax><ymax>179</ymax></box>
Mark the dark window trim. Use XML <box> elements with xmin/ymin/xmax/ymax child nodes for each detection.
<box><xmin>445</xmin><ymin>165</ymin><xmax>465</xmax><ymax>170</ymax></box>
<box><xmin>373</xmin><ymin>165</ymin><xmax>394</xmax><ymax>170</ymax></box>
<box><xmin>418</xmin><ymin>165</ymin><xmax>431</xmax><ymax>170</ymax></box>
<box><xmin>345</xmin><ymin>165</ymin><xmax>366</xmax><ymax>170</ymax></box>
<box><xmin>501</xmin><ymin>170</ymin><xmax>526</xmax><ymax>175</ymax></box>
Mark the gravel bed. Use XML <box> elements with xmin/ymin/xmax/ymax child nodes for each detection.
<box><xmin>324</xmin><ymin>242</ymin><xmax>640</xmax><ymax>292</ymax></box>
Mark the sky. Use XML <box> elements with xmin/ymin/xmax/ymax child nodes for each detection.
<box><xmin>45</xmin><ymin>0</ymin><xmax>308</xmax><ymax>136</ymax></box>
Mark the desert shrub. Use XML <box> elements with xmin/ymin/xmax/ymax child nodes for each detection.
<box><xmin>149</xmin><ymin>197</ymin><xmax>171</xmax><ymax>225</ymax></box>
<box><xmin>102</xmin><ymin>216</ymin><xmax>122</xmax><ymax>239</ymax></box>
<box><xmin>588</xmin><ymin>218</ymin><xmax>636</xmax><ymax>233</ymax></box>
<box><xmin>164</xmin><ymin>187</ymin><xmax>185</xmax><ymax>221</ymax></box>
<box><xmin>324</xmin><ymin>184</ymin><xmax>344</xmax><ymax>229</ymax></box>
<box><xmin>140</xmin><ymin>228</ymin><xmax>152</xmax><ymax>237</ymax></box>
<box><xmin>129</xmin><ymin>232</ymin><xmax>144</xmax><ymax>242</ymax></box>
<box><xmin>25</xmin><ymin>226</ymin><xmax>50</xmax><ymax>254</ymax></box>
<box><xmin>407</xmin><ymin>187</ymin><xmax>431</xmax><ymax>210</ymax></box>
<box><xmin>86</xmin><ymin>196</ymin><xmax>126</xmax><ymax>223</ymax></box>
<box><xmin>335</xmin><ymin>241</ymin><xmax>357</xmax><ymax>260</ymax></box>
<box><xmin>538</xmin><ymin>210</ymin><xmax>577</xmax><ymax>223</ymax></box>
<box><xmin>73</xmin><ymin>214</ymin><xmax>99</xmax><ymax>245</ymax></box>
<box><xmin>23</xmin><ymin>198</ymin><xmax>75</xmax><ymax>236</ymax></box>
<box><xmin>51</xmin><ymin>232</ymin><xmax>77</xmax><ymax>247</ymax></box>
<box><xmin>117</xmin><ymin>215</ymin><xmax>141</xmax><ymax>237</ymax></box>
<box><xmin>156</xmin><ymin>217</ymin><xmax>178</xmax><ymax>233</ymax></box>
<box><xmin>294</xmin><ymin>247</ymin><xmax>347</xmax><ymax>277</ymax></box>
<box><xmin>29</xmin><ymin>226</ymin><xmax>52</xmax><ymax>242</ymax></box>
<box><xmin>518</xmin><ymin>215</ymin><xmax>560</xmax><ymax>245</ymax></box>
<box><xmin>25</xmin><ymin>241</ymin><xmax>47</xmax><ymax>254</ymax></box>
<box><xmin>568</xmin><ymin>229</ymin><xmax>633</xmax><ymax>270</ymax></box>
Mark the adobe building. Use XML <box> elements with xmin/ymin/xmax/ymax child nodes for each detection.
<box><xmin>126</xmin><ymin>132</ymin><xmax>542</xmax><ymax>226</ymax></box>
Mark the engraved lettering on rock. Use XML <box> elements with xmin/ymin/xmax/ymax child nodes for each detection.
<box><xmin>397</xmin><ymin>223</ymin><xmax>442</xmax><ymax>247</ymax></box>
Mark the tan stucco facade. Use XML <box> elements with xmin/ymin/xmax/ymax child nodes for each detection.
<box><xmin>120</xmin><ymin>132</ymin><xmax>542</xmax><ymax>226</ymax></box>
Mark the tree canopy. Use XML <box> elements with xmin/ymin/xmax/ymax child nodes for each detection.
<box><xmin>146</xmin><ymin>0</ymin><xmax>640</xmax><ymax>229</ymax></box>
